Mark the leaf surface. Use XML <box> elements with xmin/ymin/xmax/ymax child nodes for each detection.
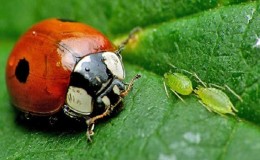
<box><xmin>0</xmin><ymin>1</ymin><xmax>259</xmax><ymax>160</ymax></box>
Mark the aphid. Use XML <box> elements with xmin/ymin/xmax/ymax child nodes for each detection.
<box><xmin>163</xmin><ymin>63</ymin><xmax>194</xmax><ymax>102</ymax></box>
<box><xmin>194</xmin><ymin>86</ymin><xmax>238</xmax><ymax>116</ymax></box>
<box><xmin>163</xmin><ymin>64</ymin><xmax>242</xmax><ymax>117</ymax></box>
<box><xmin>163</xmin><ymin>72</ymin><xmax>193</xmax><ymax>102</ymax></box>
<box><xmin>193</xmin><ymin>75</ymin><xmax>242</xmax><ymax>116</ymax></box>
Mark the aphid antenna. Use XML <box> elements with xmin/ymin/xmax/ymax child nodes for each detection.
<box><xmin>168</xmin><ymin>62</ymin><xmax>193</xmax><ymax>76</ymax></box>
<box><xmin>163</xmin><ymin>80</ymin><xmax>170</xmax><ymax>98</ymax></box>
<box><xmin>168</xmin><ymin>65</ymin><xmax>207</xmax><ymax>87</ymax></box>
<box><xmin>170</xmin><ymin>89</ymin><xmax>186</xmax><ymax>103</ymax></box>
<box><xmin>192</xmin><ymin>73</ymin><xmax>207</xmax><ymax>87</ymax></box>
<box><xmin>208</xmin><ymin>83</ymin><xmax>225</xmax><ymax>90</ymax></box>
<box><xmin>167</xmin><ymin>62</ymin><xmax>180</xmax><ymax>74</ymax></box>
<box><xmin>209</xmin><ymin>83</ymin><xmax>243</xmax><ymax>102</ymax></box>
<box><xmin>168</xmin><ymin>62</ymin><xmax>177</xmax><ymax>69</ymax></box>
<box><xmin>181</xmin><ymin>69</ymin><xmax>194</xmax><ymax>77</ymax></box>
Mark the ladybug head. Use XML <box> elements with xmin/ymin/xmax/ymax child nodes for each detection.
<box><xmin>64</xmin><ymin>51</ymin><xmax>125</xmax><ymax>116</ymax></box>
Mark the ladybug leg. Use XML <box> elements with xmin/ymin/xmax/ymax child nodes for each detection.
<box><xmin>86</xmin><ymin>74</ymin><xmax>140</xmax><ymax>142</ymax></box>
<box><xmin>23</xmin><ymin>112</ymin><xmax>32</xmax><ymax>120</ymax></box>
<box><xmin>49</xmin><ymin>116</ymin><xmax>59</xmax><ymax>126</ymax></box>
<box><xmin>86</xmin><ymin>97</ymin><xmax>123</xmax><ymax>142</ymax></box>
<box><xmin>120</xmin><ymin>74</ymin><xmax>141</xmax><ymax>97</ymax></box>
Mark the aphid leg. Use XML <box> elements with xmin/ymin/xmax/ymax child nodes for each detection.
<box><xmin>120</xmin><ymin>74</ymin><xmax>141</xmax><ymax>97</ymax></box>
<box><xmin>233</xmin><ymin>115</ymin><xmax>242</xmax><ymax>122</ymax></box>
<box><xmin>86</xmin><ymin>98</ymin><xmax>123</xmax><ymax>142</ymax></box>
<box><xmin>163</xmin><ymin>80</ymin><xmax>170</xmax><ymax>98</ymax></box>
<box><xmin>199</xmin><ymin>101</ymin><xmax>233</xmax><ymax>119</ymax></box>
<box><xmin>215</xmin><ymin>112</ymin><xmax>228</xmax><ymax>118</ymax></box>
<box><xmin>116</xmin><ymin>27</ymin><xmax>142</xmax><ymax>55</ymax></box>
<box><xmin>170</xmin><ymin>89</ymin><xmax>185</xmax><ymax>103</ymax></box>
<box><xmin>199</xmin><ymin>101</ymin><xmax>228</xmax><ymax>118</ymax></box>
<box><xmin>198</xmin><ymin>100</ymin><xmax>212</xmax><ymax>112</ymax></box>
<box><xmin>224</xmin><ymin>84</ymin><xmax>243</xmax><ymax>102</ymax></box>
<box><xmin>230</xmin><ymin>103</ymin><xmax>238</xmax><ymax>113</ymax></box>
<box><xmin>228</xmin><ymin>111</ymin><xmax>236</xmax><ymax>116</ymax></box>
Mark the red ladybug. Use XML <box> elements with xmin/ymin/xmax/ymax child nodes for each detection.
<box><xmin>6</xmin><ymin>18</ymin><xmax>140</xmax><ymax>141</ymax></box>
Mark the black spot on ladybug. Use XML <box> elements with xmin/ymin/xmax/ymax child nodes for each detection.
<box><xmin>57</xmin><ymin>18</ymin><xmax>77</xmax><ymax>22</ymax></box>
<box><xmin>15</xmin><ymin>58</ymin><xmax>29</xmax><ymax>83</ymax></box>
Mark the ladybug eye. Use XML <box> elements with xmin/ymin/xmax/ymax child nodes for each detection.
<box><xmin>15</xmin><ymin>58</ymin><xmax>29</xmax><ymax>83</ymax></box>
<box><xmin>85</xmin><ymin>68</ymin><xmax>90</xmax><ymax>72</ymax></box>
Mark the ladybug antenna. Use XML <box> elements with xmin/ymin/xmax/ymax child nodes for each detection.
<box><xmin>115</xmin><ymin>27</ymin><xmax>142</xmax><ymax>57</ymax></box>
<box><xmin>115</xmin><ymin>45</ymin><xmax>125</xmax><ymax>57</ymax></box>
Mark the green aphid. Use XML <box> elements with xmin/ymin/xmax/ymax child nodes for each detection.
<box><xmin>163</xmin><ymin>72</ymin><xmax>193</xmax><ymax>102</ymax></box>
<box><xmin>194</xmin><ymin>86</ymin><xmax>238</xmax><ymax>116</ymax></box>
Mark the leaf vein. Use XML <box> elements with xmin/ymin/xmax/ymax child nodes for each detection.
<box><xmin>217</xmin><ymin>122</ymin><xmax>238</xmax><ymax>160</ymax></box>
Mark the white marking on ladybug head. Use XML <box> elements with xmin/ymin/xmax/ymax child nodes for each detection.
<box><xmin>73</xmin><ymin>56</ymin><xmax>91</xmax><ymax>72</ymax></box>
<box><xmin>96</xmin><ymin>78</ymin><xmax>112</xmax><ymax>95</ymax></box>
<box><xmin>113</xmin><ymin>85</ymin><xmax>120</xmax><ymax>95</ymax></box>
<box><xmin>66</xmin><ymin>86</ymin><xmax>92</xmax><ymax>115</ymax></box>
<box><xmin>101</xmin><ymin>96</ymin><xmax>111</xmax><ymax>106</ymax></box>
<box><xmin>95</xmin><ymin>76</ymin><xmax>101</xmax><ymax>82</ymax></box>
<box><xmin>102</xmin><ymin>52</ymin><xmax>125</xmax><ymax>80</ymax></box>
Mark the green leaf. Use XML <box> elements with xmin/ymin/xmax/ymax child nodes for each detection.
<box><xmin>0</xmin><ymin>1</ymin><xmax>260</xmax><ymax>160</ymax></box>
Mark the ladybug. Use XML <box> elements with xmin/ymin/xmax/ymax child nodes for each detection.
<box><xmin>5</xmin><ymin>18</ymin><xmax>140</xmax><ymax>141</ymax></box>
